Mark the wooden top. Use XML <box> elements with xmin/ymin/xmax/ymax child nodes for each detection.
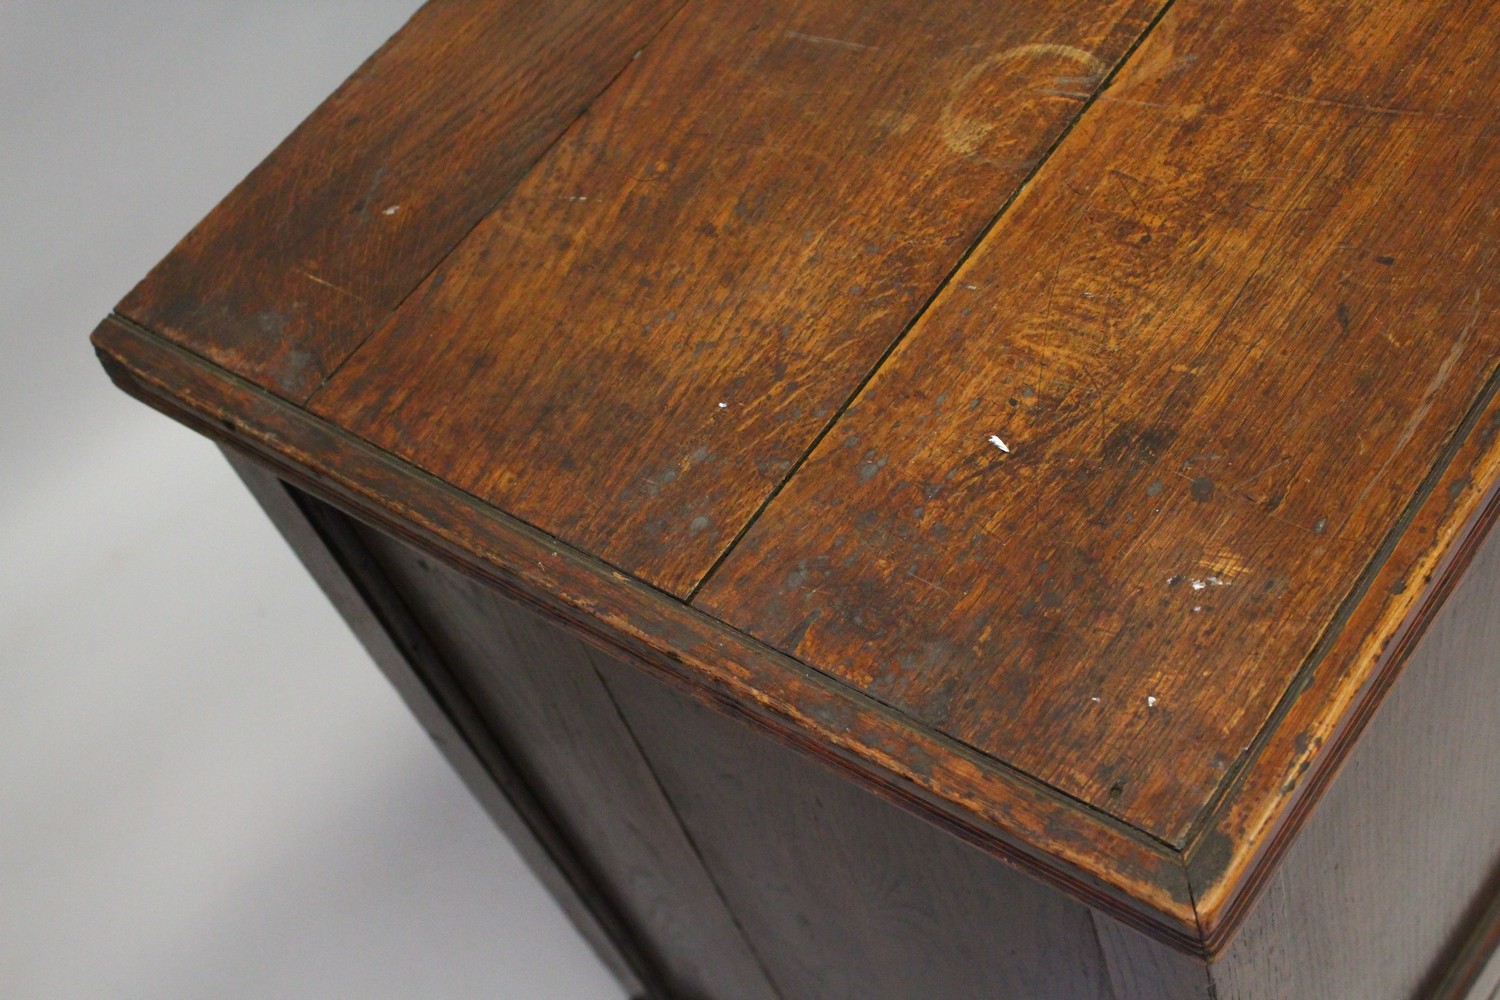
<box><xmin>94</xmin><ymin>0</ymin><xmax>1500</xmax><ymax>956</ymax></box>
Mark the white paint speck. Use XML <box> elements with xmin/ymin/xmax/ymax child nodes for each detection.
<box><xmin>382</xmin><ymin>205</ymin><xmax>400</xmax><ymax>216</ymax></box>
<box><xmin>1091</xmin><ymin>696</ymin><xmax>1101</xmax><ymax>703</ymax></box>
<box><xmin>1147</xmin><ymin>696</ymin><xmax>1158</xmax><ymax>708</ymax></box>
<box><xmin>963</xmin><ymin>283</ymin><xmax>979</xmax><ymax>290</ymax></box>
<box><xmin>718</xmin><ymin>402</ymin><xmax>728</xmax><ymax>409</ymax></box>
<box><xmin>988</xmin><ymin>434</ymin><xmax>1011</xmax><ymax>453</ymax></box>
<box><xmin>1192</xmin><ymin>605</ymin><xmax>1203</xmax><ymax>613</ymax></box>
<box><xmin>567</xmin><ymin>195</ymin><xmax>589</xmax><ymax>202</ymax></box>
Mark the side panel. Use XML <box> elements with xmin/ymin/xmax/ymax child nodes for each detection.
<box><xmin>342</xmin><ymin>512</ymin><xmax>779</xmax><ymax>1000</ymax></box>
<box><xmin>224</xmin><ymin>451</ymin><xmax>650</xmax><ymax>996</ymax></box>
<box><xmin>599</xmin><ymin>653</ymin><xmax>1116</xmax><ymax>1000</ymax></box>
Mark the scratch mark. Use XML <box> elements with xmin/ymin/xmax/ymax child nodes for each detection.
<box><xmin>1342</xmin><ymin>285</ymin><xmax>1487</xmax><ymax>527</ymax></box>
<box><xmin>786</xmin><ymin>30</ymin><xmax>877</xmax><ymax>52</ymax></box>
<box><xmin>296</xmin><ymin>269</ymin><xmax>373</xmax><ymax>306</ymax></box>
<box><xmin>941</xmin><ymin>43</ymin><xmax>1106</xmax><ymax>155</ymax></box>
<box><xmin>1248</xmin><ymin>88</ymin><xmax>1472</xmax><ymax>121</ymax></box>
<box><xmin>1038</xmin><ymin>89</ymin><xmax>1189</xmax><ymax>111</ymax></box>
<box><xmin>912</xmin><ymin>574</ymin><xmax>955</xmax><ymax>597</ymax></box>
<box><xmin>1394</xmin><ymin>286</ymin><xmax>1483</xmax><ymax>457</ymax></box>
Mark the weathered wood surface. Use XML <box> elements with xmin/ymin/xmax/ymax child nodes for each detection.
<box><xmin>1097</xmin><ymin>517</ymin><xmax>1500</xmax><ymax>999</ymax></box>
<box><xmin>92</xmin><ymin>0</ymin><xmax>1500</xmax><ymax>963</ymax></box>
<box><xmin>697</xmin><ymin>0</ymin><xmax>1500</xmax><ymax>846</ymax></box>
<box><xmin>93</xmin><ymin>313</ymin><xmax>1194</xmax><ymax>947</ymax></box>
<box><xmin>119</xmin><ymin>0</ymin><xmax>686</xmax><ymax>400</ymax></box>
<box><xmin>94</xmin><ymin>314</ymin><xmax>1196</xmax><ymax>949</ymax></box>
<box><xmin>308</xmin><ymin>0</ymin><xmax>1159</xmax><ymax>594</ymax></box>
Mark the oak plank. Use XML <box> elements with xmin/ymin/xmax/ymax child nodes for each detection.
<box><xmin>697</xmin><ymin>0</ymin><xmax>1500</xmax><ymax>843</ymax></box>
<box><xmin>119</xmin><ymin>0</ymin><xmax>686</xmax><ymax>400</ymax></box>
<box><xmin>94</xmin><ymin>314</ymin><xmax>1200</xmax><ymax>952</ymax></box>
<box><xmin>308</xmin><ymin>0</ymin><xmax>1160</xmax><ymax>595</ymax></box>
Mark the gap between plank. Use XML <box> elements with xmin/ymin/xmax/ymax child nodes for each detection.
<box><xmin>685</xmin><ymin>0</ymin><xmax>1183</xmax><ymax>602</ymax></box>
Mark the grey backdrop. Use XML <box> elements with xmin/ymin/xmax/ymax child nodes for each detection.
<box><xmin>1</xmin><ymin>4</ymin><xmax>623</xmax><ymax>997</ymax></box>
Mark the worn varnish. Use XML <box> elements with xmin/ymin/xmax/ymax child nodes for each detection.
<box><xmin>697</xmin><ymin>0</ymin><xmax>1500</xmax><ymax>843</ymax></box>
<box><xmin>119</xmin><ymin>0</ymin><xmax>686</xmax><ymax>400</ymax></box>
<box><xmin>308</xmin><ymin>0</ymin><xmax>1158</xmax><ymax>594</ymax></box>
<box><xmin>94</xmin><ymin>315</ymin><xmax>1198</xmax><ymax>947</ymax></box>
<box><xmin>93</xmin><ymin>0</ymin><xmax>1500</xmax><ymax>977</ymax></box>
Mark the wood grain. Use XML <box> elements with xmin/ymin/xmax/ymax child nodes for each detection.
<box><xmin>308</xmin><ymin>0</ymin><xmax>1159</xmax><ymax>595</ymax></box>
<box><xmin>344</xmin><ymin>517</ymin><xmax>780</xmax><ymax>1000</ymax></box>
<box><xmin>697</xmin><ymin>0</ymin><xmax>1500</xmax><ymax>843</ymax></box>
<box><xmin>1208</xmin><ymin>518</ymin><xmax>1500</xmax><ymax>1000</ymax></box>
<box><xmin>89</xmin><ymin>0</ymin><xmax>1500</xmax><ymax>968</ymax></box>
<box><xmin>1094</xmin><ymin>515</ymin><xmax>1500</xmax><ymax>997</ymax></box>
<box><xmin>119</xmin><ymin>0</ymin><xmax>685</xmax><ymax>400</ymax></box>
<box><xmin>223</xmin><ymin>453</ymin><xmax>653</xmax><ymax>996</ymax></box>
<box><xmin>599</xmin><ymin>648</ymin><xmax>1117</xmax><ymax>1000</ymax></box>
<box><xmin>94</xmin><ymin>314</ymin><xmax>1199</xmax><ymax>951</ymax></box>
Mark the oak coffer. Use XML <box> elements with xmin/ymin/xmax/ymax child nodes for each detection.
<box><xmin>93</xmin><ymin>1</ymin><xmax>1500</xmax><ymax>997</ymax></box>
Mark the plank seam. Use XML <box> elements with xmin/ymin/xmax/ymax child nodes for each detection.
<box><xmin>301</xmin><ymin>0</ymin><xmax>697</xmax><ymax>406</ymax></box>
<box><xmin>684</xmin><ymin>0</ymin><xmax>1183</xmax><ymax>601</ymax></box>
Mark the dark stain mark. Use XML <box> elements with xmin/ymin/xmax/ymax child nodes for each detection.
<box><xmin>1108</xmin><ymin>783</ymin><xmax>1124</xmax><ymax>800</ymax></box>
<box><xmin>1167</xmin><ymin>574</ymin><xmax>1184</xmax><ymax>587</ymax></box>
<box><xmin>1375</xmin><ymin>254</ymin><xmax>1396</xmax><ymax>265</ymax></box>
<box><xmin>1100</xmin><ymin>422</ymin><xmax>1178</xmax><ymax>467</ymax></box>
<box><xmin>1187</xmin><ymin>828</ymin><xmax>1236</xmax><ymax>893</ymax></box>
<box><xmin>1190</xmin><ymin>476</ymin><xmax>1215</xmax><ymax>502</ymax></box>
<box><xmin>1389</xmin><ymin>578</ymin><xmax>1408</xmax><ymax>595</ymax></box>
<box><xmin>1335</xmin><ymin>301</ymin><xmax>1352</xmax><ymax>334</ymax></box>
<box><xmin>1146</xmin><ymin>479</ymin><xmax>1165</xmax><ymax>497</ymax></box>
<box><xmin>782</xmin><ymin>608</ymin><xmax>824</xmax><ymax>653</ymax></box>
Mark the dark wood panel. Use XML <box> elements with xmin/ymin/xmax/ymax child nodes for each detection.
<box><xmin>1434</xmin><ymin>882</ymin><xmax>1500</xmax><ymax>1000</ymax></box>
<box><xmin>120</xmin><ymin>0</ymin><xmax>684</xmax><ymax>400</ymax></box>
<box><xmin>309</xmin><ymin>0</ymin><xmax>1161</xmax><ymax>595</ymax></box>
<box><xmin>343</xmin><ymin>517</ymin><xmax>780</xmax><ymax>1000</ymax></box>
<box><xmin>600</xmin><ymin>652</ymin><xmax>1117</xmax><ymax>1000</ymax></box>
<box><xmin>221</xmin><ymin>451</ymin><xmax>650</xmax><ymax>997</ymax></box>
<box><xmin>697</xmin><ymin>0</ymin><xmax>1500</xmax><ymax>844</ymax></box>
<box><xmin>1094</xmin><ymin>916</ymin><xmax>1211</xmax><ymax>1000</ymax></box>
